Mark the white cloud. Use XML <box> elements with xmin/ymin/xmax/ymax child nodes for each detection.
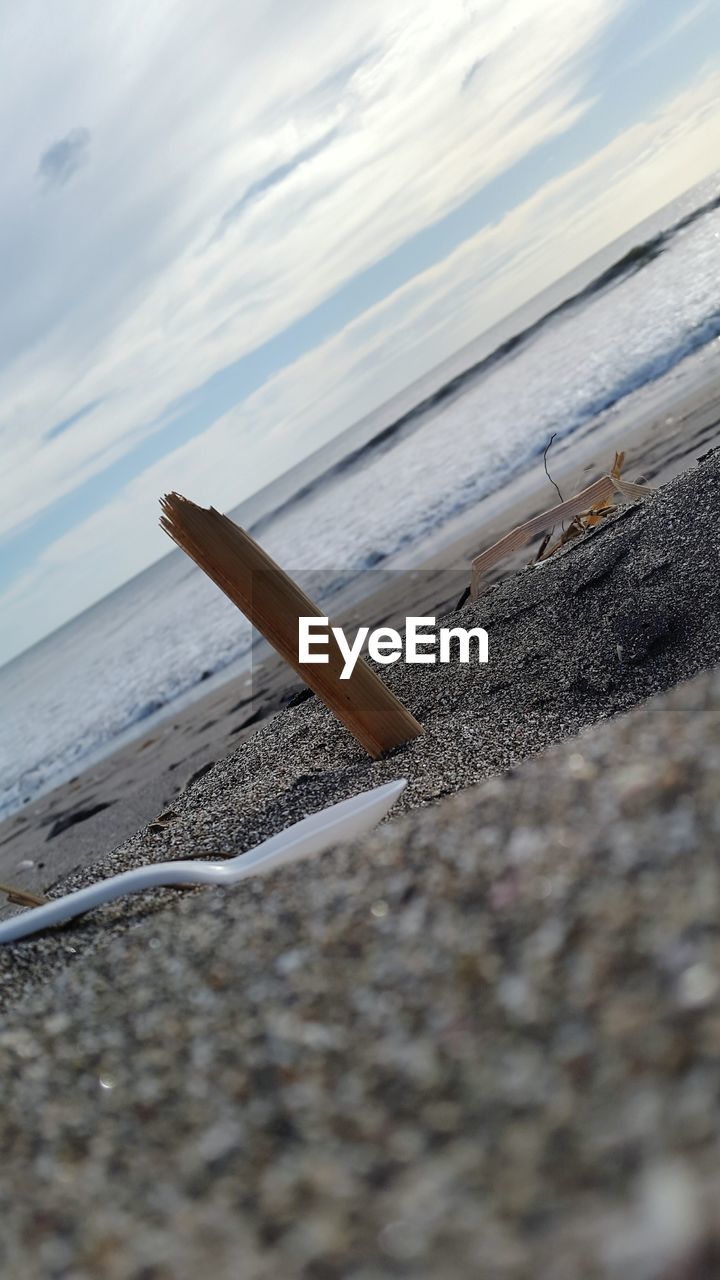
<box><xmin>4</xmin><ymin>61</ymin><xmax>719</xmax><ymax>664</ymax></box>
<box><xmin>3</xmin><ymin>0</ymin><xmax>720</xmax><ymax>662</ymax></box>
<box><xmin>0</xmin><ymin>0</ymin><xmax>624</xmax><ymax>543</ymax></box>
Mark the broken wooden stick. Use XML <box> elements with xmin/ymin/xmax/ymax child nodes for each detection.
<box><xmin>160</xmin><ymin>493</ymin><xmax>422</xmax><ymax>759</ymax></box>
<box><xmin>470</xmin><ymin>467</ymin><xmax>654</xmax><ymax>598</ymax></box>
<box><xmin>0</xmin><ymin>882</ymin><xmax>49</xmax><ymax>908</ymax></box>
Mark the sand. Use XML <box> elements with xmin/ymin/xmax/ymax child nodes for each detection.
<box><xmin>1</xmin><ymin>596</ymin><xmax>720</xmax><ymax>1275</ymax></box>
<box><xmin>1</xmin><ymin>376</ymin><xmax>720</xmax><ymax>1276</ymax></box>
<box><xmin>3</xmin><ymin>438</ymin><xmax>720</xmax><ymax>954</ymax></box>
<box><xmin>2</xmin><ymin>360</ymin><xmax>719</xmax><ymax>901</ymax></box>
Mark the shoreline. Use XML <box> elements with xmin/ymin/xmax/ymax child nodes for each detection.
<box><xmin>2</xmin><ymin>405</ymin><xmax>720</xmax><ymax>1274</ymax></box>
<box><xmin>1</xmin><ymin>360</ymin><xmax>719</xmax><ymax>902</ymax></box>
<box><xmin>3</xmin><ymin>436</ymin><xmax>720</xmax><ymax>945</ymax></box>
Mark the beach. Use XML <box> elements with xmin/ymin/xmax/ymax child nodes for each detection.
<box><xmin>1</xmin><ymin>322</ymin><xmax>720</xmax><ymax>1280</ymax></box>
<box><xmin>0</xmin><ymin>438</ymin><xmax>720</xmax><ymax>1275</ymax></box>
<box><xmin>2</xmin><ymin>358</ymin><xmax>718</xmax><ymax>903</ymax></box>
<box><xmin>4</xmin><ymin>8</ymin><xmax>720</xmax><ymax>1275</ymax></box>
<box><xmin>3</xmin><ymin>175</ymin><xmax>720</xmax><ymax>838</ymax></box>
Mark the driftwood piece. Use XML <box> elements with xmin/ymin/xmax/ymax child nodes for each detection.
<box><xmin>160</xmin><ymin>494</ymin><xmax>422</xmax><ymax>759</ymax></box>
<box><xmin>470</xmin><ymin>472</ymin><xmax>654</xmax><ymax>598</ymax></box>
<box><xmin>0</xmin><ymin>882</ymin><xmax>49</xmax><ymax>908</ymax></box>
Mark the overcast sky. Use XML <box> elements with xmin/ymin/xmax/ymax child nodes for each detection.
<box><xmin>1</xmin><ymin>0</ymin><xmax>719</xmax><ymax>666</ymax></box>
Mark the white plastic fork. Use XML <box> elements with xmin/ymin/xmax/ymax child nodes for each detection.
<box><xmin>0</xmin><ymin>779</ymin><xmax>406</xmax><ymax>944</ymax></box>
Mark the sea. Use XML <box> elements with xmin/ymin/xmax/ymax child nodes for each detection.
<box><xmin>1</xmin><ymin>172</ymin><xmax>719</xmax><ymax>820</ymax></box>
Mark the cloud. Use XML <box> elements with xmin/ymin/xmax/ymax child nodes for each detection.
<box><xmin>37</xmin><ymin>126</ymin><xmax>91</xmax><ymax>188</ymax></box>
<box><xmin>212</xmin><ymin>126</ymin><xmax>340</xmax><ymax>242</ymax></box>
<box><xmin>44</xmin><ymin>398</ymin><xmax>103</xmax><ymax>441</ymax></box>
<box><xmin>310</xmin><ymin>50</ymin><xmax>378</xmax><ymax>103</ymax></box>
<box><xmin>0</xmin><ymin>0</ymin><xmax>619</xmax><ymax>548</ymax></box>
<box><xmin>1</xmin><ymin>0</ymin><xmax>719</xmax><ymax>662</ymax></box>
<box><xmin>4</xmin><ymin>61</ymin><xmax>719</xmax><ymax>665</ymax></box>
<box><xmin>461</xmin><ymin>58</ymin><xmax>486</xmax><ymax>91</ymax></box>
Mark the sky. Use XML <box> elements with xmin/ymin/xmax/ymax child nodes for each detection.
<box><xmin>1</xmin><ymin>0</ymin><xmax>719</xmax><ymax>667</ymax></box>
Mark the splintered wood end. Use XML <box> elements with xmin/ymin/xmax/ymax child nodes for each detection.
<box><xmin>159</xmin><ymin>493</ymin><xmax>422</xmax><ymax>757</ymax></box>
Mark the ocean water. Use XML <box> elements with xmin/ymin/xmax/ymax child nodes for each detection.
<box><xmin>1</xmin><ymin>174</ymin><xmax>719</xmax><ymax>819</ymax></box>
